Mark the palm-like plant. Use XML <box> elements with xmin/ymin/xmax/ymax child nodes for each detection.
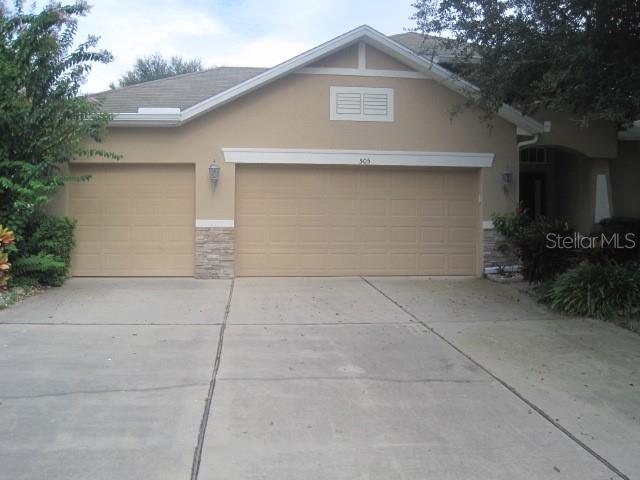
<box><xmin>0</xmin><ymin>225</ymin><xmax>15</xmax><ymax>289</ymax></box>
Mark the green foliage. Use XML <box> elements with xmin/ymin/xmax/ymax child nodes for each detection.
<box><xmin>0</xmin><ymin>1</ymin><xmax>116</xmax><ymax>247</ymax></box>
<box><xmin>0</xmin><ymin>2</ymin><xmax>116</xmax><ymax>286</ymax></box>
<box><xmin>110</xmin><ymin>53</ymin><xmax>203</xmax><ymax>89</ymax></box>
<box><xmin>492</xmin><ymin>210</ymin><xmax>528</xmax><ymax>241</ymax></box>
<box><xmin>491</xmin><ymin>208</ymin><xmax>529</xmax><ymax>257</ymax></box>
<box><xmin>11</xmin><ymin>253</ymin><xmax>67</xmax><ymax>286</ymax></box>
<box><xmin>517</xmin><ymin>217</ymin><xmax>578</xmax><ymax>283</ymax></box>
<box><xmin>586</xmin><ymin>217</ymin><xmax>640</xmax><ymax>265</ymax></box>
<box><xmin>0</xmin><ymin>224</ymin><xmax>15</xmax><ymax>289</ymax></box>
<box><xmin>412</xmin><ymin>0</ymin><xmax>640</xmax><ymax>126</ymax></box>
<box><xmin>543</xmin><ymin>262</ymin><xmax>640</xmax><ymax>319</ymax></box>
<box><xmin>10</xmin><ymin>213</ymin><xmax>75</xmax><ymax>286</ymax></box>
<box><xmin>28</xmin><ymin>214</ymin><xmax>76</xmax><ymax>265</ymax></box>
<box><xmin>491</xmin><ymin>210</ymin><xmax>577</xmax><ymax>283</ymax></box>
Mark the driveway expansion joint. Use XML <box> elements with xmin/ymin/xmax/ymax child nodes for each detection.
<box><xmin>0</xmin><ymin>322</ymin><xmax>224</xmax><ymax>326</ymax></box>
<box><xmin>1</xmin><ymin>383</ymin><xmax>210</xmax><ymax>401</ymax></box>
<box><xmin>359</xmin><ymin>276</ymin><xmax>630</xmax><ymax>480</ymax></box>
<box><xmin>217</xmin><ymin>376</ymin><xmax>487</xmax><ymax>384</ymax></box>
<box><xmin>190</xmin><ymin>278</ymin><xmax>235</xmax><ymax>480</ymax></box>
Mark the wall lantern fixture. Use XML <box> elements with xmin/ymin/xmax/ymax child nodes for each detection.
<box><xmin>501</xmin><ymin>169</ymin><xmax>513</xmax><ymax>193</ymax></box>
<box><xmin>209</xmin><ymin>161</ymin><xmax>221</xmax><ymax>190</ymax></box>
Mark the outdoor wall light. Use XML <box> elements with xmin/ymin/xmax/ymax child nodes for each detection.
<box><xmin>209</xmin><ymin>161</ymin><xmax>221</xmax><ymax>189</ymax></box>
<box><xmin>501</xmin><ymin>170</ymin><xmax>513</xmax><ymax>193</ymax></box>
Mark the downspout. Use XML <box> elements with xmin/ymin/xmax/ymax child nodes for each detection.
<box><xmin>515</xmin><ymin>134</ymin><xmax>540</xmax><ymax>203</ymax></box>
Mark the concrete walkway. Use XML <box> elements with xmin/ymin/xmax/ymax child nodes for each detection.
<box><xmin>1</xmin><ymin>277</ymin><xmax>638</xmax><ymax>479</ymax></box>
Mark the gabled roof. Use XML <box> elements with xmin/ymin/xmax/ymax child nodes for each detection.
<box><xmin>97</xmin><ymin>67</ymin><xmax>266</xmax><ymax>113</ymax></box>
<box><xmin>108</xmin><ymin>25</ymin><xmax>545</xmax><ymax>134</ymax></box>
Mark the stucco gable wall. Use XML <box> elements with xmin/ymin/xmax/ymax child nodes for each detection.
<box><xmin>365</xmin><ymin>44</ymin><xmax>415</xmax><ymax>71</ymax></box>
<box><xmin>306</xmin><ymin>44</ymin><xmax>358</xmax><ymax>68</ymax></box>
<box><xmin>73</xmin><ymin>72</ymin><xmax>517</xmax><ymax>223</ymax></box>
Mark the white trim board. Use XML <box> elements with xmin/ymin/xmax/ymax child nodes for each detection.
<box><xmin>195</xmin><ymin>219</ymin><xmax>235</xmax><ymax>228</ymax></box>
<box><xmin>223</xmin><ymin>148</ymin><xmax>494</xmax><ymax>168</ymax></box>
<box><xmin>109</xmin><ymin>25</ymin><xmax>545</xmax><ymax>134</ymax></box>
<box><xmin>295</xmin><ymin>67</ymin><xmax>428</xmax><ymax>79</ymax></box>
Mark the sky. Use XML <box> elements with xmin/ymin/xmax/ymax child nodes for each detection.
<box><xmin>71</xmin><ymin>0</ymin><xmax>416</xmax><ymax>93</ymax></box>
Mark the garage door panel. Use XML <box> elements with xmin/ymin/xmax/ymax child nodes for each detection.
<box><xmin>69</xmin><ymin>164</ymin><xmax>194</xmax><ymax>276</ymax></box>
<box><xmin>236</xmin><ymin>165</ymin><xmax>478</xmax><ymax>276</ymax></box>
<box><xmin>421</xmin><ymin>227</ymin><xmax>447</xmax><ymax>243</ymax></box>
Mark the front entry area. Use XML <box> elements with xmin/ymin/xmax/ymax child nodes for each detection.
<box><xmin>234</xmin><ymin>165</ymin><xmax>479</xmax><ymax>276</ymax></box>
<box><xmin>68</xmin><ymin>164</ymin><xmax>195</xmax><ymax>276</ymax></box>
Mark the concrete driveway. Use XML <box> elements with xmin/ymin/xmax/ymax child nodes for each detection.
<box><xmin>1</xmin><ymin>277</ymin><xmax>638</xmax><ymax>480</ymax></box>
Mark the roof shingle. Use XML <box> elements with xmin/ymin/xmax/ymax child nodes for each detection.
<box><xmin>95</xmin><ymin>66</ymin><xmax>267</xmax><ymax>113</ymax></box>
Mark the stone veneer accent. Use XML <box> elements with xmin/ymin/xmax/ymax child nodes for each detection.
<box><xmin>483</xmin><ymin>227</ymin><xmax>520</xmax><ymax>271</ymax></box>
<box><xmin>195</xmin><ymin>227</ymin><xmax>234</xmax><ymax>279</ymax></box>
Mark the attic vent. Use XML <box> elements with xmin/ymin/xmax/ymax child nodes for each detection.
<box><xmin>330</xmin><ymin>86</ymin><xmax>394</xmax><ymax>122</ymax></box>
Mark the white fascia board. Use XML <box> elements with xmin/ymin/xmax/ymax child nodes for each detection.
<box><xmin>108</xmin><ymin>24</ymin><xmax>544</xmax><ymax>133</ymax></box>
<box><xmin>296</xmin><ymin>67</ymin><xmax>428</xmax><ymax>79</ymax></box>
<box><xmin>195</xmin><ymin>219</ymin><xmax>235</xmax><ymax>228</ymax></box>
<box><xmin>223</xmin><ymin>148</ymin><xmax>494</xmax><ymax>168</ymax></box>
<box><xmin>137</xmin><ymin>107</ymin><xmax>180</xmax><ymax>114</ymax></box>
<box><xmin>111</xmin><ymin>112</ymin><xmax>181</xmax><ymax>127</ymax></box>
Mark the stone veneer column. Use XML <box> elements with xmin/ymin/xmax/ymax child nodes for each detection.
<box><xmin>195</xmin><ymin>227</ymin><xmax>234</xmax><ymax>279</ymax></box>
<box><xmin>482</xmin><ymin>227</ymin><xmax>520</xmax><ymax>272</ymax></box>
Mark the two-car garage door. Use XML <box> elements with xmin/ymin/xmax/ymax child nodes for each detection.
<box><xmin>235</xmin><ymin>165</ymin><xmax>479</xmax><ymax>276</ymax></box>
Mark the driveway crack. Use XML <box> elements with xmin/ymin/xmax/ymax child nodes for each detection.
<box><xmin>360</xmin><ymin>276</ymin><xmax>630</xmax><ymax>480</ymax></box>
<box><xmin>190</xmin><ymin>278</ymin><xmax>235</xmax><ymax>480</ymax></box>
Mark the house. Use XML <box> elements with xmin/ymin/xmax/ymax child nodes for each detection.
<box><xmin>50</xmin><ymin>25</ymin><xmax>639</xmax><ymax>278</ymax></box>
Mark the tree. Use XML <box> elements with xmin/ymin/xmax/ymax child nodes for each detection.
<box><xmin>110</xmin><ymin>53</ymin><xmax>203</xmax><ymax>89</ymax></box>
<box><xmin>412</xmin><ymin>0</ymin><xmax>640</xmax><ymax>126</ymax></box>
<box><xmin>0</xmin><ymin>1</ymin><xmax>116</xmax><ymax>247</ymax></box>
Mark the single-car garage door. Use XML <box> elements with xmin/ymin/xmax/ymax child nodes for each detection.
<box><xmin>69</xmin><ymin>164</ymin><xmax>195</xmax><ymax>276</ymax></box>
<box><xmin>235</xmin><ymin>165</ymin><xmax>479</xmax><ymax>276</ymax></box>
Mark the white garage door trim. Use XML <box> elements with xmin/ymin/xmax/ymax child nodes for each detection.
<box><xmin>223</xmin><ymin>148</ymin><xmax>494</xmax><ymax>168</ymax></box>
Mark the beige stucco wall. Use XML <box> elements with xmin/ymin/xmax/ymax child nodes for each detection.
<box><xmin>308</xmin><ymin>45</ymin><xmax>358</xmax><ymax>68</ymax></box>
<box><xmin>536</xmin><ymin>110</ymin><xmax>618</xmax><ymax>159</ymax></box>
<box><xmin>365</xmin><ymin>45</ymin><xmax>414</xmax><ymax>71</ymax></box>
<box><xmin>67</xmin><ymin>72</ymin><xmax>517</xmax><ymax>223</ymax></box>
<box><xmin>611</xmin><ymin>141</ymin><xmax>640</xmax><ymax>218</ymax></box>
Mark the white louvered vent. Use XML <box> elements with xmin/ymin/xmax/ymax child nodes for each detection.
<box><xmin>330</xmin><ymin>86</ymin><xmax>394</xmax><ymax>122</ymax></box>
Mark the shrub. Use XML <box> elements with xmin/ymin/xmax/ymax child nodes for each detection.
<box><xmin>492</xmin><ymin>209</ymin><xmax>530</xmax><ymax>243</ymax></box>
<box><xmin>11</xmin><ymin>214</ymin><xmax>76</xmax><ymax>287</ymax></box>
<box><xmin>586</xmin><ymin>217</ymin><xmax>640</xmax><ymax>265</ymax></box>
<box><xmin>0</xmin><ymin>225</ymin><xmax>15</xmax><ymax>290</ymax></box>
<box><xmin>11</xmin><ymin>254</ymin><xmax>68</xmax><ymax>287</ymax></box>
<box><xmin>543</xmin><ymin>262</ymin><xmax>640</xmax><ymax>319</ymax></box>
<box><xmin>517</xmin><ymin>217</ymin><xmax>578</xmax><ymax>283</ymax></box>
<box><xmin>492</xmin><ymin>210</ymin><xmax>578</xmax><ymax>283</ymax></box>
<box><xmin>491</xmin><ymin>209</ymin><xmax>530</xmax><ymax>259</ymax></box>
